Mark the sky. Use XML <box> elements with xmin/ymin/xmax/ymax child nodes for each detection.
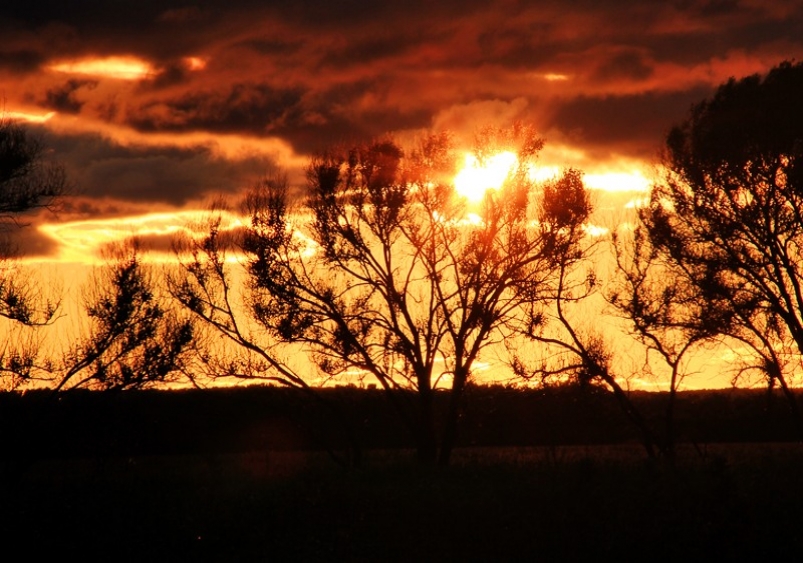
<box><xmin>2</xmin><ymin>1</ymin><xmax>803</xmax><ymax>389</ymax></box>
<box><xmin>3</xmin><ymin>0</ymin><xmax>802</xmax><ymax>261</ymax></box>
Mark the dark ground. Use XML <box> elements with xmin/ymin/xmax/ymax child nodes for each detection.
<box><xmin>1</xmin><ymin>386</ymin><xmax>802</xmax><ymax>561</ymax></box>
<box><xmin>3</xmin><ymin>445</ymin><xmax>803</xmax><ymax>561</ymax></box>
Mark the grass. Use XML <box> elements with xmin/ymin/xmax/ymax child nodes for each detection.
<box><xmin>3</xmin><ymin>444</ymin><xmax>803</xmax><ymax>561</ymax></box>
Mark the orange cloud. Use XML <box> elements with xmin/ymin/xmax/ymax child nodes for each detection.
<box><xmin>49</xmin><ymin>56</ymin><xmax>155</xmax><ymax>80</ymax></box>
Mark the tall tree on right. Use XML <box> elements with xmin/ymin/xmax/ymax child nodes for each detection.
<box><xmin>642</xmin><ymin>60</ymin><xmax>803</xmax><ymax>435</ymax></box>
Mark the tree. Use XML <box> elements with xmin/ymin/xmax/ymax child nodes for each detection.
<box><xmin>1</xmin><ymin>242</ymin><xmax>194</xmax><ymax>392</ymax></box>
<box><xmin>609</xmin><ymin>224</ymin><xmax>720</xmax><ymax>456</ymax></box>
<box><xmin>0</xmin><ymin>117</ymin><xmax>67</xmax><ymax>325</ymax></box>
<box><xmin>0</xmin><ymin>242</ymin><xmax>194</xmax><ymax>481</ymax></box>
<box><xmin>174</xmin><ymin>125</ymin><xmax>593</xmax><ymax>465</ymax></box>
<box><xmin>0</xmin><ymin>119</ymin><xmax>192</xmax><ymax>393</ymax></box>
<box><xmin>641</xmin><ymin>60</ymin><xmax>803</xmax><ymax>436</ymax></box>
<box><xmin>509</xmin><ymin>196</ymin><xmax>662</xmax><ymax>458</ymax></box>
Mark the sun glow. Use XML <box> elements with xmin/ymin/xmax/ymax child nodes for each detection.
<box><xmin>454</xmin><ymin>151</ymin><xmax>518</xmax><ymax>202</ymax></box>
<box><xmin>49</xmin><ymin>56</ymin><xmax>154</xmax><ymax>80</ymax></box>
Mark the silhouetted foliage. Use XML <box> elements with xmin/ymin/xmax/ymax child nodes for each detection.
<box><xmin>176</xmin><ymin>124</ymin><xmax>596</xmax><ymax>464</ymax></box>
<box><xmin>1</xmin><ymin>243</ymin><xmax>194</xmax><ymax>392</ymax></box>
<box><xmin>0</xmin><ymin>118</ymin><xmax>66</xmax><ymax>227</ymax></box>
<box><xmin>609</xmin><ymin>223</ymin><xmax>719</xmax><ymax>456</ymax></box>
<box><xmin>170</xmin><ymin>195</ymin><xmax>366</xmax><ymax>467</ymax></box>
<box><xmin>0</xmin><ymin>118</ymin><xmax>66</xmax><ymax>325</ymax></box>
<box><xmin>504</xmin><ymin>170</ymin><xmax>663</xmax><ymax>457</ymax></box>
<box><xmin>642</xmin><ymin>60</ymin><xmax>803</xmax><ymax>437</ymax></box>
<box><xmin>59</xmin><ymin>243</ymin><xmax>194</xmax><ymax>391</ymax></box>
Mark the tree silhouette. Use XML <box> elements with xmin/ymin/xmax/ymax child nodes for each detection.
<box><xmin>0</xmin><ymin>117</ymin><xmax>66</xmax><ymax>325</ymax></box>
<box><xmin>508</xmin><ymin>180</ymin><xmax>662</xmax><ymax>458</ymax></box>
<box><xmin>0</xmin><ymin>120</ymin><xmax>191</xmax><ymax>393</ymax></box>
<box><xmin>642</xmin><ymin>60</ymin><xmax>803</xmax><ymax>437</ymax></box>
<box><xmin>57</xmin><ymin>243</ymin><xmax>194</xmax><ymax>391</ymax></box>
<box><xmin>609</xmin><ymin>224</ymin><xmax>720</xmax><ymax>456</ymax></box>
<box><xmin>1</xmin><ymin>242</ymin><xmax>194</xmax><ymax>392</ymax></box>
<box><xmin>174</xmin><ymin>125</ymin><xmax>593</xmax><ymax>464</ymax></box>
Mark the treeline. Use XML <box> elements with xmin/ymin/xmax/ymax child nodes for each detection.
<box><xmin>4</xmin><ymin>61</ymin><xmax>803</xmax><ymax>465</ymax></box>
<box><xmin>2</xmin><ymin>385</ymin><xmax>800</xmax><ymax>461</ymax></box>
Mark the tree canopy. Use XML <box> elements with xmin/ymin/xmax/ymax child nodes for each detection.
<box><xmin>0</xmin><ymin>120</ymin><xmax>193</xmax><ymax>393</ymax></box>
<box><xmin>640</xmin><ymin>60</ymin><xmax>803</xmax><ymax>432</ymax></box>
<box><xmin>0</xmin><ymin>118</ymin><xmax>67</xmax><ymax>325</ymax></box>
<box><xmin>174</xmin><ymin>125</ymin><xmax>594</xmax><ymax>464</ymax></box>
<box><xmin>0</xmin><ymin>118</ymin><xmax>66</xmax><ymax>234</ymax></box>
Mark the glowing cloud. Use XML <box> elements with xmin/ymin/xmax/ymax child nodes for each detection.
<box><xmin>583</xmin><ymin>171</ymin><xmax>650</xmax><ymax>192</ymax></box>
<box><xmin>4</xmin><ymin>110</ymin><xmax>56</xmax><ymax>123</ymax></box>
<box><xmin>584</xmin><ymin>224</ymin><xmax>609</xmax><ymax>237</ymax></box>
<box><xmin>49</xmin><ymin>56</ymin><xmax>154</xmax><ymax>80</ymax></box>
<box><xmin>624</xmin><ymin>197</ymin><xmax>649</xmax><ymax>209</ymax></box>
<box><xmin>184</xmin><ymin>56</ymin><xmax>207</xmax><ymax>71</ymax></box>
<box><xmin>38</xmin><ymin>210</ymin><xmax>244</xmax><ymax>263</ymax></box>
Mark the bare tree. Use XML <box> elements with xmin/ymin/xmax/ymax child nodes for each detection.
<box><xmin>510</xmin><ymin>199</ymin><xmax>661</xmax><ymax>458</ymax></box>
<box><xmin>169</xmin><ymin>203</ymin><xmax>367</xmax><ymax>466</ymax></box>
<box><xmin>174</xmin><ymin>125</ymin><xmax>593</xmax><ymax>465</ymax></box>
<box><xmin>609</xmin><ymin>224</ymin><xmax>721</xmax><ymax>456</ymax></box>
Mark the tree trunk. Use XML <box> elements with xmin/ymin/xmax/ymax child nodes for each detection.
<box><xmin>662</xmin><ymin>387</ymin><xmax>677</xmax><ymax>463</ymax></box>
<box><xmin>438</xmin><ymin>369</ymin><xmax>468</xmax><ymax>466</ymax></box>
<box><xmin>416</xmin><ymin>385</ymin><xmax>438</xmax><ymax>465</ymax></box>
<box><xmin>599</xmin><ymin>371</ymin><xmax>659</xmax><ymax>459</ymax></box>
<box><xmin>664</xmin><ymin>367</ymin><xmax>680</xmax><ymax>461</ymax></box>
<box><xmin>775</xmin><ymin>373</ymin><xmax>803</xmax><ymax>443</ymax></box>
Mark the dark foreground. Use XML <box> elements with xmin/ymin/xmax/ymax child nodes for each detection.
<box><xmin>3</xmin><ymin>444</ymin><xmax>802</xmax><ymax>561</ymax></box>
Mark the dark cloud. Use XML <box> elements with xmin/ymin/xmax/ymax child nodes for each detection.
<box><xmin>0</xmin><ymin>50</ymin><xmax>44</xmax><ymax>74</ymax></box>
<box><xmin>128</xmin><ymin>83</ymin><xmax>304</xmax><ymax>135</ymax></box>
<box><xmin>594</xmin><ymin>50</ymin><xmax>654</xmax><ymax>82</ymax></box>
<box><xmin>545</xmin><ymin>86</ymin><xmax>714</xmax><ymax>160</ymax></box>
<box><xmin>318</xmin><ymin>32</ymin><xmax>423</xmax><ymax>68</ymax></box>
<box><xmin>40</xmin><ymin>130</ymin><xmax>272</xmax><ymax>206</ymax></box>
<box><xmin>3</xmin><ymin>0</ymin><xmax>803</xmax><ymax>215</ymax></box>
<box><xmin>271</xmin><ymin>105</ymin><xmax>434</xmax><ymax>155</ymax></box>
<box><xmin>237</xmin><ymin>37</ymin><xmax>303</xmax><ymax>57</ymax></box>
<box><xmin>42</xmin><ymin>79</ymin><xmax>97</xmax><ymax>114</ymax></box>
<box><xmin>1</xmin><ymin>222</ymin><xmax>60</xmax><ymax>258</ymax></box>
<box><xmin>124</xmin><ymin>224</ymin><xmax>248</xmax><ymax>256</ymax></box>
<box><xmin>58</xmin><ymin>197</ymin><xmax>125</xmax><ymax>218</ymax></box>
<box><xmin>0</xmin><ymin>1</ymin><xmax>202</xmax><ymax>35</ymax></box>
<box><xmin>142</xmin><ymin>63</ymin><xmax>192</xmax><ymax>89</ymax></box>
<box><xmin>156</xmin><ymin>6</ymin><xmax>208</xmax><ymax>24</ymax></box>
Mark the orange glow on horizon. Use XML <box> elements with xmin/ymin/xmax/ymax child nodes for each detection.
<box><xmin>49</xmin><ymin>56</ymin><xmax>154</xmax><ymax>80</ymax></box>
<box><xmin>454</xmin><ymin>149</ymin><xmax>650</xmax><ymax>201</ymax></box>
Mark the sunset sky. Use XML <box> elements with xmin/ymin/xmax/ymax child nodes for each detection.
<box><xmin>2</xmin><ymin>1</ymin><xmax>803</xmax><ymax>388</ymax></box>
<box><xmin>2</xmin><ymin>0</ymin><xmax>801</xmax><ymax>260</ymax></box>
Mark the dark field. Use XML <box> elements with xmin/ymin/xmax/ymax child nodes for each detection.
<box><xmin>2</xmin><ymin>386</ymin><xmax>802</xmax><ymax>560</ymax></box>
